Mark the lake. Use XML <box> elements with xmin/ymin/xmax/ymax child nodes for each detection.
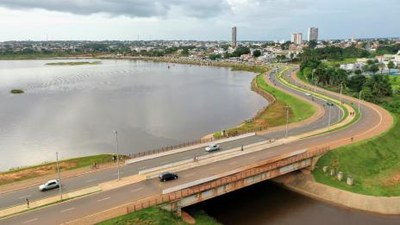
<box><xmin>0</xmin><ymin>59</ymin><xmax>266</xmax><ymax>171</ymax></box>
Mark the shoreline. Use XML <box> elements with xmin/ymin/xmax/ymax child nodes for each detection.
<box><xmin>273</xmin><ymin>172</ymin><xmax>400</xmax><ymax>215</ymax></box>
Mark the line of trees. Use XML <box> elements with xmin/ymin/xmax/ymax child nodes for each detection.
<box><xmin>299</xmin><ymin>45</ymin><xmax>393</xmax><ymax>103</ymax></box>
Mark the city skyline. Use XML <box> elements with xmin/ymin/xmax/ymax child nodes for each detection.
<box><xmin>0</xmin><ymin>0</ymin><xmax>398</xmax><ymax>41</ymax></box>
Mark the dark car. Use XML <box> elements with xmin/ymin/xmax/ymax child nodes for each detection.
<box><xmin>159</xmin><ymin>172</ymin><xmax>178</xmax><ymax>182</ymax></box>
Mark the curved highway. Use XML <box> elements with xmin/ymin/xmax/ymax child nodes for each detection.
<box><xmin>0</xmin><ymin>65</ymin><xmax>393</xmax><ymax>225</ymax></box>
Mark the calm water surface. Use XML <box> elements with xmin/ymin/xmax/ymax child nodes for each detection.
<box><xmin>0</xmin><ymin>59</ymin><xmax>266</xmax><ymax>171</ymax></box>
<box><xmin>186</xmin><ymin>181</ymin><xmax>400</xmax><ymax>225</ymax></box>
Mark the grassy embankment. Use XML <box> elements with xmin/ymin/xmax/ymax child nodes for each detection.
<box><xmin>313</xmin><ymin>86</ymin><xmax>400</xmax><ymax>196</ymax></box>
<box><xmin>0</xmin><ymin>154</ymin><xmax>124</xmax><ymax>186</ymax></box>
<box><xmin>45</xmin><ymin>61</ymin><xmax>101</xmax><ymax>66</ymax></box>
<box><xmin>220</xmin><ymin>67</ymin><xmax>316</xmax><ymax>137</ymax></box>
<box><xmin>97</xmin><ymin>207</ymin><xmax>221</xmax><ymax>225</ymax></box>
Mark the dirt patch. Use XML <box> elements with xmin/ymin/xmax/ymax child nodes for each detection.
<box><xmin>0</xmin><ymin>162</ymin><xmax>76</xmax><ymax>185</ymax></box>
<box><xmin>381</xmin><ymin>173</ymin><xmax>400</xmax><ymax>186</ymax></box>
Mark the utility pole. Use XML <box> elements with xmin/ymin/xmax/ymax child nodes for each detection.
<box><xmin>328</xmin><ymin>104</ymin><xmax>332</xmax><ymax>129</ymax></box>
<box><xmin>358</xmin><ymin>90</ymin><xmax>363</xmax><ymax>112</ymax></box>
<box><xmin>114</xmin><ymin>130</ymin><xmax>120</xmax><ymax>180</ymax></box>
<box><xmin>56</xmin><ymin>152</ymin><xmax>63</xmax><ymax>200</ymax></box>
<box><xmin>285</xmin><ymin>106</ymin><xmax>290</xmax><ymax>138</ymax></box>
<box><xmin>339</xmin><ymin>83</ymin><xmax>343</xmax><ymax>103</ymax></box>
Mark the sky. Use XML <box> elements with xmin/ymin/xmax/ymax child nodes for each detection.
<box><xmin>0</xmin><ymin>0</ymin><xmax>398</xmax><ymax>41</ymax></box>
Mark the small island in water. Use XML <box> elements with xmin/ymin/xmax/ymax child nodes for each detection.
<box><xmin>10</xmin><ymin>89</ymin><xmax>24</xmax><ymax>94</ymax></box>
<box><xmin>45</xmin><ymin>61</ymin><xmax>101</xmax><ymax>66</ymax></box>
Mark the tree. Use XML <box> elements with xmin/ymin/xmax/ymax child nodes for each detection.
<box><xmin>209</xmin><ymin>54</ymin><xmax>221</xmax><ymax>60</ymax></box>
<box><xmin>231</xmin><ymin>46</ymin><xmax>250</xmax><ymax>57</ymax></box>
<box><xmin>347</xmin><ymin>74</ymin><xmax>366</xmax><ymax>92</ymax></box>
<box><xmin>181</xmin><ymin>48</ymin><xmax>189</xmax><ymax>56</ymax></box>
<box><xmin>308</xmin><ymin>40</ymin><xmax>317</xmax><ymax>49</ymax></box>
<box><xmin>252</xmin><ymin>50</ymin><xmax>262</xmax><ymax>57</ymax></box>
<box><xmin>370</xmin><ymin>64</ymin><xmax>379</xmax><ymax>74</ymax></box>
<box><xmin>354</xmin><ymin>69</ymin><xmax>362</xmax><ymax>75</ymax></box>
<box><xmin>388</xmin><ymin>61</ymin><xmax>395</xmax><ymax>74</ymax></box>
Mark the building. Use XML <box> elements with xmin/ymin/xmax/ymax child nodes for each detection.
<box><xmin>308</xmin><ymin>27</ymin><xmax>318</xmax><ymax>41</ymax></box>
<box><xmin>291</xmin><ymin>33</ymin><xmax>302</xmax><ymax>45</ymax></box>
<box><xmin>232</xmin><ymin>26</ymin><xmax>237</xmax><ymax>48</ymax></box>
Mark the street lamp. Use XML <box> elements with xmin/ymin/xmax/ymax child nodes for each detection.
<box><xmin>285</xmin><ymin>106</ymin><xmax>290</xmax><ymax>138</ymax></box>
<box><xmin>358</xmin><ymin>90</ymin><xmax>363</xmax><ymax>113</ymax></box>
<box><xmin>114</xmin><ymin>130</ymin><xmax>120</xmax><ymax>181</ymax></box>
<box><xmin>56</xmin><ymin>152</ymin><xmax>63</xmax><ymax>200</ymax></box>
<box><xmin>339</xmin><ymin>83</ymin><xmax>343</xmax><ymax>103</ymax></box>
<box><xmin>311</xmin><ymin>69</ymin><xmax>317</xmax><ymax>92</ymax></box>
<box><xmin>327</xmin><ymin>103</ymin><xmax>333</xmax><ymax>129</ymax></box>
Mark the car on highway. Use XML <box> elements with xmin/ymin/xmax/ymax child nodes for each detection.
<box><xmin>159</xmin><ymin>172</ymin><xmax>178</xmax><ymax>182</ymax></box>
<box><xmin>205</xmin><ymin>143</ymin><xmax>220</xmax><ymax>152</ymax></box>
<box><xmin>38</xmin><ymin>179</ymin><xmax>60</xmax><ymax>191</ymax></box>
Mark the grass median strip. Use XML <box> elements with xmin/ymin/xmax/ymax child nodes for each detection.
<box><xmin>0</xmin><ymin>154</ymin><xmax>125</xmax><ymax>186</ymax></box>
<box><xmin>221</xmin><ymin>66</ymin><xmax>315</xmax><ymax>137</ymax></box>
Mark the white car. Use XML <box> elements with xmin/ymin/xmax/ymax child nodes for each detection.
<box><xmin>205</xmin><ymin>143</ymin><xmax>220</xmax><ymax>152</ymax></box>
<box><xmin>38</xmin><ymin>179</ymin><xmax>60</xmax><ymax>191</ymax></box>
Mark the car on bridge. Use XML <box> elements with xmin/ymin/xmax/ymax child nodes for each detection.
<box><xmin>159</xmin><ymin>172</ymin><xmax>178</xmax><ymax>182</ymax></box>
<box><xmin>205</xmin><ymin>143</ymin><xmax>220</xmax><ymax>152</ymax></box>
<box><xmin>38</xmin><ymin>179</ymin><xmax>60</xmax><ymax>191</ymax></box>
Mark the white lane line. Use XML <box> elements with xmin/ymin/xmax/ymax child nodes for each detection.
<box><xmin>60</xmin><ymin>207</ymin><xmax>75</xmax><ymax>213</ymax></box>
<box><xmin>85</xmin><ymin>178</ymin><xmax>97</xmax><ymax>183</ymax></box>
<box><xmin>97</xmin><ymin>197</ymin><xmax>111</xmax><ymax>202</ymax></box>
<box><xmin>22</xmin><ymin>218</ymin><xmax>38</xmax><ymax>224</ymax></box>
<box><xmin>18</xmin><ymin>194</ymin><xmax>31</xmax><ymax>199</ymax></box>
<box><xmin>138</xmin><ymin>166</ymin><xmax>147</xmax><ymax>170</ymax></box>
<box><xmin>131</xmin><ymin>187</ymin><xmax>143</xmax><ymax>193</ymax></box>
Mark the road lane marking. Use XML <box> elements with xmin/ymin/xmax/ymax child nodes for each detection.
<box><xmin>97</xmin><ymin>197</ymin><xmax>111</xmax><ymax>202</ymax></box>
<box><xmin>131</xmin><ymin>187</ymin><xmax>143</xmax><ymax>193</ymax></box>
<box><xmin>85</xmin><ymin>178</ymin><xmax>97</xmax><ymax>183</ymax></box>
<box><xmin>18</xmin><ymin>194</ymin><xmax>31</xmax><ymax>199</ymax></box>
<box><xmin>60</xmin><ymin>207</ymin><xmax>75</xmax><ymax>213</ymax></box>
<box><xmin>22</xmin><ymin>218</ymin><xmax>38</xmax><ymax>224</ymax></box>
<box><xmin>138</xmin><ymin>166</ymin><xmax>147</xmax><ymax>170</ymax></box>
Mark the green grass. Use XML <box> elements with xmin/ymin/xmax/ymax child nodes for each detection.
<box><xmin>313</xmin><ymin>103</ymin><xmax>400</xmax><ymax>196</ymax></box>
<box><xmin>45</xmin><ymin>61</ymin><xmax>101</xmax><ymax>66</ymax></box>
<box><xmin>389</xmin><ymin>76</ymin><xmax>400</xmax><ymax>94</ymax></box>
<box><xmin>323</xmin><ymin>58</ymin><xmax>357</xmax><ymax>67</ymax></box>
<box><xmin>222</xmin><ymin>67</ymin><xmax>316</xmax><ymax>137</ymax></box>
<box><xmin>0</xmin><ymin>154</ymin><xmax>124</xmax><ymax>186</ymax></box>
<box><xmin>97</xmin><ymin>207</ymin><xmax>221</xmax><ymax>225</ymax></box>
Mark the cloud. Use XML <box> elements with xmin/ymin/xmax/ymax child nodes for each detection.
<box><xmin>0</xmin><ymin>0</ymin><xmax>229</xmax><ymax>18</ymax></box>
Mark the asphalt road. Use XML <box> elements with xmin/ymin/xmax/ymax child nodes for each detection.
<box><xmin>1</xmin><ymin>66</ymin><xmax>386</xmax><ymax>225</ymax></box>
<box><xmin>0</xmin><ymin>68</ymin><xmax>341</xmax><ymax>210</ymax></box>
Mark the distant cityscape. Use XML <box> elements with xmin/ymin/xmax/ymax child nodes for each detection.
<box><xmin>0</xmin><ymin>26</ymin><xmax>399</xmax><ymax>73</ymax></box>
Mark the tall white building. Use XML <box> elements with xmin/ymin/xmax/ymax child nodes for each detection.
<box><xmin>232</xmin><ymin>26</ymin><xmax>237</xmax><ymax>48</ymax></box>
<box><xmin>308</xmin><ymin>27</ymin><xmax>319</xmax><ymax>41</ymax></box>
<box><xmin>291</xmin><ymin>33</ymin><xmax>302</xmax><ymax>45</ymax></box>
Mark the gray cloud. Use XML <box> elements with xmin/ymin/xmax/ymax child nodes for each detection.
<box><xmin>0</xmin><ymin>0</ymin><xmax>229</xmax><ymax>18</ymax></box>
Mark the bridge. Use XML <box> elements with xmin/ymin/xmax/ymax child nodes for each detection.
<box><xmin>0</xmin><ymin>66</ymin><xmax>393</xmax><ymax>225</ymax></box>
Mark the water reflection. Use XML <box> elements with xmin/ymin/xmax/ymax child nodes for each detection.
<box><xmin>186</xmin><ymin>181</ymin><xmax>400</xmax><ymax>225</ymax></box>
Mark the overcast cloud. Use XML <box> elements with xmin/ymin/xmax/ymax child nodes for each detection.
<box><xmin>0</xmin><ymin>0</ymin><xmax>398</xmax><ymax>41</ymax></box>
